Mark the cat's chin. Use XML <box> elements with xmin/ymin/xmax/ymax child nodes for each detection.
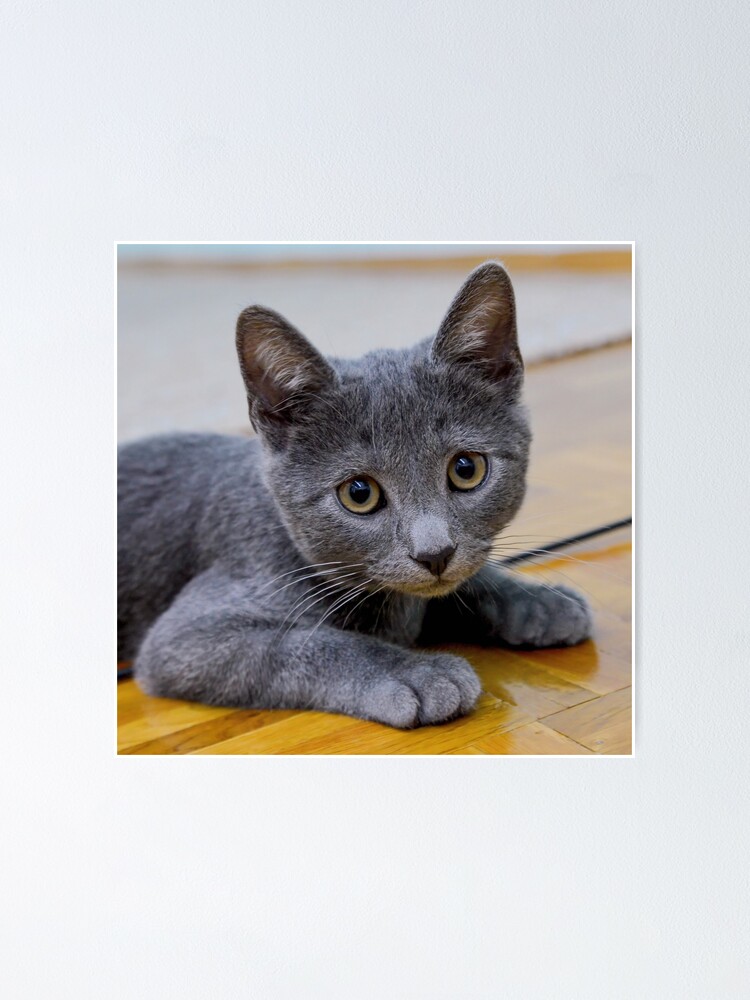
<box><xmin>387</xmin><ymin>579</ymin><xmax>463</xmax><ymax>599</ymax></box>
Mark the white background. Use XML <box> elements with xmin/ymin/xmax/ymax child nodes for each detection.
<box><xmin>3</xmin><ymin>2</ymin><xmax>749</xmax><ymax>998</ymax></box>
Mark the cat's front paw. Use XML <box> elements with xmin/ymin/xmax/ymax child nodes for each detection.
<box><xmin>499</xmin><ymin>582</ymin><xmax>592</xmax><ymax>648</ymax></box>
<box><xmin>364</xmin><ymin>653</ymin><xmax>481</xmax><ymax>729</ymax></box>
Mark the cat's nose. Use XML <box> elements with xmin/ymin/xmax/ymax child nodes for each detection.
<box><xmin>411</xmin><ymin>544</ymin><xmax>457</xmax><ymax>577</ymax></box>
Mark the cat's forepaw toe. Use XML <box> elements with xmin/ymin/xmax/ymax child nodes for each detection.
<box><xmin>502</xmin><ymin>583</ymin><xmax>592</xmax><ymax>648</ymax></box>
<box><xmin>365</xmin><ymin>654</ymin><xmax>481</xmax><ymax>728</ymax></box>
<box><xmin>406</xmin><ymin>653</ymin><xmax>482</xmax><ymax>726</ymax></box>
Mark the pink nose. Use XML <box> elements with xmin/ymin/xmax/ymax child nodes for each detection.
<box><xmin>410</xmin><ymin>544</ymin><xmax>456</xmax><ymax>577</ymax></box>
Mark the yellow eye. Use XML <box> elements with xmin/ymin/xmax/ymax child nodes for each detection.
<box><xmin>448</xmin><ymin>452</ymin><xmax>488</xmax><ymax>491</ymax></box>
<box><xmin>337</xmin><ymin>476</ymin><xmax>383</xmax><ymax>514</ymax></box>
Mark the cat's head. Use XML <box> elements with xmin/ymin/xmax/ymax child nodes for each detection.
<box><xmin>236</xmin><ymin>262</ymin><xmax>530</xmax><ymax>598</ymax></box>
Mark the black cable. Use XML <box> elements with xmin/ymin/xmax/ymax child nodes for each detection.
<box><xmin>498</xmin><ymin>516</ymin><xmax>632</xmax><ymax>565</ymax></box>
<box><xmin>116</xmin><ymin>515</ymin><xmax>632</xmax><ymax>682</ymax></box>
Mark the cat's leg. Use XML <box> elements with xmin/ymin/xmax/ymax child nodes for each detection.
<box><xmin>420</xmin><ymin>564</ymin><xmax>592</xmax><ymax>648</ymax></box>
<box><xmin>134</xmin><ymin>571</ymin><xmax>481</xmax><ymax>728</ymax></box>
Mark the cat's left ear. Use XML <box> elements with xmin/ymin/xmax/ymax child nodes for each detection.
<box><xmin>236</xmin><ymin>306</ymin><xmax>336</xmax><ymax>440</ymax></box>
<box><xmin>432</xmin><ymin>262</ymin><xmax>523</xmax><ymax>386</ymax></box>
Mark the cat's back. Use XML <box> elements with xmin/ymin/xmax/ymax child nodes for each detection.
<box><xmin>118</xmin><ymin>432</ymin><xmax>257</xmax><ymax>522</ymax></box>
<box><xmin>117</xmin><ymin>432</ymin><xmax>269</xmax><ymax>658</ymax></box>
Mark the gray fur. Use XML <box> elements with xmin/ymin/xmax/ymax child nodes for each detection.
<box><xmin>118</xmin><ymin>262</ymin><xmax>591</xmax><ymax>728</ymax></box>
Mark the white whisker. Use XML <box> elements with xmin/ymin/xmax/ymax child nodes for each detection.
<box><xmin>254</xmin><ymin>560</ymin><xmax>352</xmax><ymax>596</ymax></box>
<box><xmin>297</xmin><ymin>582</ymin><xmax>374</xmax><ymax>651</ymax></box>
<box><xmin>260</xmin><ymin>565</ymin><xmax>363</xmax><ymax>604</ymax></box>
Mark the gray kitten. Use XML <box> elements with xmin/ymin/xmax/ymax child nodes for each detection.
<box><xmin>118</xmin><ymin>262</ymin><xmax>591</xmax><ymax>728</ymax></box>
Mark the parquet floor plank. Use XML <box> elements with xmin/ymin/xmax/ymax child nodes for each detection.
<box><xmin>543</xmin><ymin>688</ymin><xmax>632</xmax><ymax>755</ymax></box>
<box><xmin>465</xmin><ymin>723</ymin><xmax>595</xmax><ymax>755</ymax></box>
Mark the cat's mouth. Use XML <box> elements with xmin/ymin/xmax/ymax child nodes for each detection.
<box><xmin>369</xmin><ymin>555</ymin><xmax>487</xmax><ymax>599</ymax></box>
<box><xmin>383</xmin><ymin>577</ymin><xmax>465</xmax><ymax>598</ymax></box>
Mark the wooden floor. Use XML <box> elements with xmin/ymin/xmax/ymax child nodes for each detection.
<box><xmin>118</xmin><ymin>342</ymin><xmax>632</xmax><ymax>755</ymax></box>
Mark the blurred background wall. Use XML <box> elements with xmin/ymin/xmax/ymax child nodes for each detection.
<box><xmin>117</xmin><ymin>243</ymin><xmax>632</xmax><ymax>441</ymax></box>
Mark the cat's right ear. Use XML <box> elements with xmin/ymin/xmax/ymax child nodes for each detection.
<box><xmin>431</xmin><ymin>262</ymin><xmax>523</xmax><ymax>390</ymax></box>
<box><xmin>236</xmin><ymin>306</ymin><xmax>336</xmax><ymax>442</ymax></box>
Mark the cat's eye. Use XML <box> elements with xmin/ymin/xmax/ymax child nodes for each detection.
<box><xmin>447</xmin><ymin>452</ymin><xmax>488</xmax><ymax>491</ymax></box>
<box><xmin>337</xmin><ymin>476</ymin><xmax>383</xmax><ymax>515</ymax></box>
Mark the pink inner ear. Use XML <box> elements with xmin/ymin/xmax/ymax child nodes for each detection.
<box><xmin>236</xmin><ymin>306</ymin><xmax>335</xmax><ymax>417</ymax></box>
<box><xmin>454</xmin><ymin>298</ymin><xmax>514</xmax><ymax>357</ymax></box>
<box><xmin>252</xmin><ymin>336</ymin><xmax>318</xmax><ymax>407</ymax></box>
<box><xmin>432</xmin><ymin>263</ymin><xmax>522</xmax><ymax>377</ymax></box>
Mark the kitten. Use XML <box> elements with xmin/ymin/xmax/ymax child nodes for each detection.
<box><xmin>118</xmin><ymin>262</ymin><xmax>591</xmax><ymax>728</ymax></box>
